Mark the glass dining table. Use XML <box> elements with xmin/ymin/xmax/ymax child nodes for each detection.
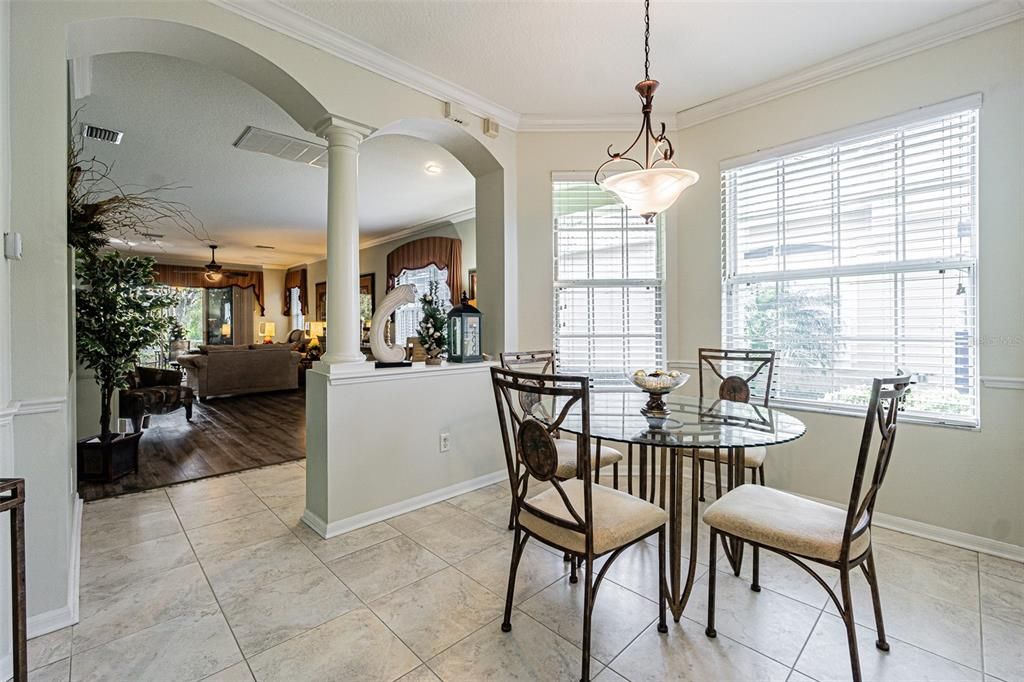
<box><xmin>530</xmin><ymin>388</ymin><xmax>807</xmax><ymax>621</ymax></box>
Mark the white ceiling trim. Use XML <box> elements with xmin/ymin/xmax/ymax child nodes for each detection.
<box><xmin>210</xmin><ymin>0</ymin><xmax>520</xmax><ymax>131</ymax></box>
<box><xmin>673</xmin><ymin>0</ymin><xmax>1024</xmax><ymax>130</ymax></box>
<box><xmin>359</xmin><ymin>207</ymin><xmax>475</xmax><ymax>249</ymax></box>
<box><xmin>516</xmin><ymin>114</ymin><xmax>640</xmax><ymax>133</ymax></box>
<box><xmin>212</xmin><ymin>0</ymin><xmax>1022</xmax><ymax>135</ymax></box>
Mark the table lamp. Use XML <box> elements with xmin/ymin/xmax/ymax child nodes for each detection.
<box><xmin>258</xmin><ymin>321</ymin><xmax>276</xmax><ymax>344</ymax></box>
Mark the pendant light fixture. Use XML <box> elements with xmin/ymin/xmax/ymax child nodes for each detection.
<box><xmin>203</xmin><ymin>245</ymin><xmax>224</xmax><ymax>283</ymax></box>
<box><xmin>595</xmin><ymin>0</ymin><xmax>698</xmax><ymax>222</ymax></box>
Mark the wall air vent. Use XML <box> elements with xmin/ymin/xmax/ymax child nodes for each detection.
<box><xmin>233</xmin><ymin>126</ymin><xmax>327</xmax><ymax>168</ymax></box>
<box><xmin>82</xmin><ymin>123</ymin><xmax>123</xmax><ymax>145</ymax></box>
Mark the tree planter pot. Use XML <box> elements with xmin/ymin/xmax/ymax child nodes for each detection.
<box><xmin>77</xmin><ymin>432</ymin><xmax>143</xmax><ymax>483</ymax></box>
<box><xmin>425</xmin><ymin>356</ymin><xmax>444</xmax><ymax>366</ymax></box>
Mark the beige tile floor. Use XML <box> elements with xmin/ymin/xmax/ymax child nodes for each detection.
<box><xmin>26</xmin><ymin>461</ymin><xmax>1024</xmax><ymax>682</ymax></box>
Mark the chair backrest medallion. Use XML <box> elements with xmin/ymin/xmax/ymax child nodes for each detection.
<box><xmin>843</xmin><ymin>374</ymin><xmax>912</xmax><ymax>558</ymax></box>
<box><xmin>698</xmin><ymin>348</ymin><xmax>776</xmax><ymax>407</ymax></box>
<box><xmin>500</xmin><ymin>350</ymin><xmax>558</xmax><ymax>421</ymax></box>
<box><xmin>490</xmin><ymin>366</ymin><xmax>594</xmax><ymax>541</ymax></box>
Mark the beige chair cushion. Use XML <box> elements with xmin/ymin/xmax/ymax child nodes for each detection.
<box><xmin>553</xmin><ymin>439</ymin><xmax>623</xmax><ymax>479</ymax></box>
<box><xmin>519</xmin><ymin>479</ymin><xmax>667</xmax><ymax>555</ymax></box>
<box><xmin>696</xmin><ymin>445</ymin><xmax>767</xmax><ymax>469</ymax></box>
<box><xmin>702</xmin><ymin>484</ymin><xmax>870</xmax><ymax>562</ymax></box>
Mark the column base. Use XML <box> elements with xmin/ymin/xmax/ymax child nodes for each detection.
<box><xmin>319</xmin><ymin>352</ymin><xmax>368</xmax><ymax>365</ymax></box>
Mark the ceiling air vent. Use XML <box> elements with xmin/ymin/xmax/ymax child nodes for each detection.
<box><xmin>82</xmin><ymin>123</ymin><xmax>123</xmax><ymax>145</ymax></box>
<box><xmin>233</xmin><ymin>126</ymin><xmax>327</xmax><ymax>168</ymax></box>
<box><xmin>254</xmin><ymin>245</ymin><xmax>276</xmax><ymax>250</ymax></box>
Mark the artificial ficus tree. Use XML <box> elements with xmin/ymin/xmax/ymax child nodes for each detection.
<box><xmin>75</xmin><ymin>251</ymin><xmax>178</xmax><ymax>440</ymax></box>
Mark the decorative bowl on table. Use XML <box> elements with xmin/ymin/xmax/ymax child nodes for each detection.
<box><xmin>629</xmin><ymin>369</ymin><xmax>689</xmax><ymax>429</ymax></box>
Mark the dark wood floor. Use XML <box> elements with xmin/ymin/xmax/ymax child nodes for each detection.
<box><xmin>79</xmin><ymin>390</ymin><xmax>306</xmax><ymax>501</ymax></box>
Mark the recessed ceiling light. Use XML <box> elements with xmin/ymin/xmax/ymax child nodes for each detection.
<box><xmin>424</xmin><ymin>162</ymin><xmax>443</xmax><ymax>175</ymax></box>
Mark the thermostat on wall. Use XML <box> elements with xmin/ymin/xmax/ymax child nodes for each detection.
<box><xmin>3</xmin><ymin>232</ymin><xmax>22</xmax><ymax>260</ymax></box>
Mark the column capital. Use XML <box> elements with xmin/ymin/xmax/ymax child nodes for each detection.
<box><xmin>314</xmin><ymin>114</ymin><xmax>375</xmax><ymax>142</ymax></box>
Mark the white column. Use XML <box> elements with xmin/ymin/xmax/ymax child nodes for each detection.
<box><xmin>316</xmin><ymin>120</ymin><xmax>366</xmax><ymax>366</ymax></box>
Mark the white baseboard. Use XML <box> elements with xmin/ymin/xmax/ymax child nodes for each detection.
<box><xmin>303</xmin><ymin>470</ymin><xmax>508</xmax><ymax>539</ymax></box>
<box><xmin>27</xmin><ymin>495</ymin><xmax>81</xmax><ymax>639</ymax></box>
<box><xmin>800</xmin><ymin>493</ymin><xmax>1024</xmax><ymax>562</ymax></box>
<box><xmin>616</xmin><ymin>453</ymin><xmax>1024</xmax><ymax>561</ymax></box>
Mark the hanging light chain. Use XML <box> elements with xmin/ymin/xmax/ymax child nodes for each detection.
<box><xmin>644</xmin><ymin>0</ymin><xmax>651</xmax><ymax>81</ymax></box>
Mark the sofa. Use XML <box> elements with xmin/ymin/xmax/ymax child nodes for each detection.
<box><xmin>177</xmin><ymin>344</ymin><xmax>302</xmax><ymax>400</ymax></box>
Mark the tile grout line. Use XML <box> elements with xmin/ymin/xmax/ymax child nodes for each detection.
<box><xmin>788</xmin><ymin>597</ymin><xmax>827</xmax><ymax>681</ymax></box>
<box><xmin>248</xmin><ymin>476</ymin><xmax>441</xmax><ymax>680</ymax></box>
<box><xmin>164</xmin><ymin>486</ymin><xmax>259</xmax><ymax>682</ymax></box>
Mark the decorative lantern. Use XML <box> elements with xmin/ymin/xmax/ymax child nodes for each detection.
<box><xmin>447</xmin><ymin>291</ymin><xmax>482</xmax><ymax>363</ymax></box>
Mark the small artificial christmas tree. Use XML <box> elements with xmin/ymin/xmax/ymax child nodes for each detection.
<box><xmin>417</xmin><ymin>280</ymin><xmax>448</xmax><ymax>364</ymax></box>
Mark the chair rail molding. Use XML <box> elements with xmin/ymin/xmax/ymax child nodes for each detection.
<box><xmin>12</xmin><ymin>396</ymin><xmax>66</xmax><ymax>417</ymax></box>
<box><xmin>980</xmin><ymin>375</ymin><xmax>1024</xmax><ymax>390</ymax></box>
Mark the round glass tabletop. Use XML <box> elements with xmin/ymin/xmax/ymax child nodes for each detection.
<box><xmin>531</xmin><ymin>389</ymin><xmax>806</xmax><ymax>448</ymax></box>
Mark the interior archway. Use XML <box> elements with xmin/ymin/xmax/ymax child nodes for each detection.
<box><xmin>370</xmin><ymin>119</ymin><xmax>508</xmax><ymax>355</ymax></box>
<box><xmin>67</xmin><ymin>17</ymin><xmax>328</xmax><ymax>133</ymax></box>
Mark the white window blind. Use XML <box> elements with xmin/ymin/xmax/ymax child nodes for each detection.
<box><xmin>289</xmin><ymin>287</ymin><xmax>304</xmax><ymax>333</ymax></box>
<box><xmin>553</xmin><ymin>175</ymin><xmax>665</xmax><ymax>386</ymax></box>
<box><xmin>721</xmin><ymin>99</ymin><xmax>979</xmax><ymax>426</ymax></box>
<box><xmin>395</xmin><ymin>264</ymin><xmax>450</xmax><ymax>344</ymax></box>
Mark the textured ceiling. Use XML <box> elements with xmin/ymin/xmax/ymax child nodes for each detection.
<box><xmin>280</xmin><ymin>0</ymin><xmax>984</xmax><ymax>117</ymax></box>
<box><xmin>77</xmin><ymin>52</ymin><xmax>474</xmax><ymax>267</ymax></box>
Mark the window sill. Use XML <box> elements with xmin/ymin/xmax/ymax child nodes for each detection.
<box><xmin>771</xmin><ymin>400</ymin><xmax>980</xmax><ymax>431</ymax></box>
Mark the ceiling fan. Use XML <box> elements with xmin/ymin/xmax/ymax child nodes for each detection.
<box><xmin>203</xmin><ymin>244</ymin><xmax>254</xmax><ymax>283</ymax></box>
<box><xmin>203</xmin><ymin>245</ymin><xmax>224</xmax><ymax>282</ymax></box>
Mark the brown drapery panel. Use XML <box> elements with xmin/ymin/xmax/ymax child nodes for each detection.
<box><xmin>152</xmin><ymin>263</ymin><xmax>266</xmax><ymax>315</ymax></box>
<box><xmin>386</xmin><ymin>236</ymin><xmax>463</xmax><ymax>306</ymax></box>
<box><xmin>283</xmin><ymin>267</ymin><xmax>308</xmax><ymax>317</ymax></box>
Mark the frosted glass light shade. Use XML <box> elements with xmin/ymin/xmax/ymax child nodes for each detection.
<box><xmin>600</xmin><ymin>167</ymin><xmax>699</xmax><ymax>221</ymax></box>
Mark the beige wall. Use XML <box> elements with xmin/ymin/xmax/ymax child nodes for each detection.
<box><xmin>259</xmin><ymin>267</ymin><xmax>290</xmax><ymax>342</ymax></box>
<box><xmin>516</xmin><ymin>21</ymin><xmax>1024</xmax><ymax>548</ymax></box>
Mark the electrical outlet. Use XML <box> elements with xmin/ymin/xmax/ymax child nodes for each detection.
<box><xmin>439</xmin><ymin>432</ymin><xmax>451</xmax><ymax>453</ymax></box>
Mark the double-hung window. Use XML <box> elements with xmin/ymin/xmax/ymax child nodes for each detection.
<box><xmin>553</xmin><ymin>174</ymin><xmax>665</xmax><ymax>386</ymax></box>
<box><xmin>721</xmin><ymin>96</ymin><xmax>979</xmax><ymax>426</ymax></box>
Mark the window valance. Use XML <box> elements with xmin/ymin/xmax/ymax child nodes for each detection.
<box><xmin>151</xmin><ymin>263</ymin><xmax>266</xmax><ymax>315</ymax></box>
<box><xmin>386</xmin><ymin>236</ymin><xmax>463</xmax><ymax>306</ymax></box>
<box><xmin>283</xmin><ymin>267</ymin><xmax>308</xmax><ymax>316</ymax></box>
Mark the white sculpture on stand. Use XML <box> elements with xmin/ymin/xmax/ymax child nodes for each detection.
<box><xmin>370</xmin><ymin>284</ymin><xmax>417</xmax><ymax>363</ymax></box>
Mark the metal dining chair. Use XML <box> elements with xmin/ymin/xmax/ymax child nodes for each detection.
<box><xmin>694</xmin><ymin>348</ymin><xmax>776</xmax><ymax>500</ymax></box>
<box><xmin>702</xmin><ymin>374</ymin><xmax>912</xmax><ymax>682</ymax></box>
<box><xmin>499</xmin><ymin>351</ymin><xmax>623</xmax><ymax>500</ymax></box>
<box><xmin>490</xmin><ymin>366</ymin><xmax>668</xmax><ymax>682</ymax></box>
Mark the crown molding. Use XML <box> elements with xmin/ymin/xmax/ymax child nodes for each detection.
<box><xmin>213</xmin><ymin>0</ymin><xmax>1021</xmax><ymax>135</ymax></box>
<box><xmin>359</xmin><ymin>207</ymin><xmax>476</xmax><ymax>250</ymax></box>
<box><xmin>210</xmin><ymin>0</ymin><xmax>520</xmax><ymax>131</ymax></box>
<box><xmin>517</xmin><ymin>114</ymin><xmax>640</xmax><ymax>133</ymax></box>
<box><xmin>674</xmin><ymin>0</ymin><xmax>1024</xmax><ymax>130</ymax></box>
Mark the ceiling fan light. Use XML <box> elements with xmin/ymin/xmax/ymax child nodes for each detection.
<box><xmin>600</xmin><ymin>167</ymin><xmax>700</xmax><ymax>222</ymax></box>
<box><xmin>204</xmin><ymin>270</ymin><xmax>223</xmax><ymax>283</ymax></box>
